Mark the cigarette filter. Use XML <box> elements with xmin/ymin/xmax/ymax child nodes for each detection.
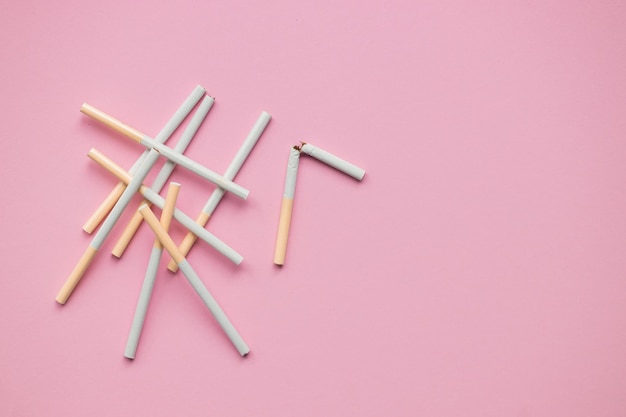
<box><xmin>273</xmin><ymin>147</ymin><xmax>300</xmax><ymax>265</ymax></box>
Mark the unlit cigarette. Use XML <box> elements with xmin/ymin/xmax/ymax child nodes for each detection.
<box><xmin>87</xmin><ymin>148</ymin><xmax>243</xmax><ymax>265</ymax></box>
<box><xmin>81</xmin><ymin>103</ymin><xmax>249</xmax><ymax>199</ymax></box>
<box><xmin>82</xmin><ymin>86</ymin><xmax>205</xmax><ymax>233</ymax></box>
<box><xmin>139</xmin><ymin>204</ymin><xmax>250</xmax><ymax>357</ymax></box>
<box><xmin>112</xmin><ymin>95</ymin><xmax>215</xmax><ymax>258</ymax></box>
<box><xmin>168</xmin><ymin>111</ymin><xmax>271</xmax><ymax>272</ymax></box>
<box><xmin>56</xmin><ymin>149</ymin><xmax>161</xmax><ymax>304</ymax></box>
<box><xmin>125</xmin><ymin>182</ymin><xmax>180</xmax><ymax>360</ymax></box>
<box><xmin>273</xmin><ymin>147</ymin><xmax>300</xmax><ymax>265</ymax></box>
<box><xmin>300</xmin><ymin>142</ymin><xmax>365</xmax><ymax>180</ymax></box>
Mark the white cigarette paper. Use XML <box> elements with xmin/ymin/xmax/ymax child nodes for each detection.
<box><xmin>125</xmin><ymin>182</ymin><xmax>180</xmax><ymax>360</ymax></box>
<box><xmin>80</xmin><ymin>103</ymin><xmax>249</xmax><ymax>199</ymax></box>
<box><xmin>112</xmin><ymin>95</ymin><xmax>215</xmax><ymax>258</ymax></box>
<box><xmin>139</xmin><ymin>205</ymin><xmax>250</xmax><ymax>357</ymax></box>
<box><xmin>168</xmin><ymin>111</ymin><xmax>271</xmax><ymax>272</ymax></box>
<box><xmin>273</xmin><ymin>147</ymin><xmax>300</xmax><ymax>265</ymax></box>
<box><xmin>82</xmin><ymin>86</ymin><xmax>205</xmax><ymax>233</ymax></box>
<box><xmin>139</xmin><ymin>135</ymin><xmax>249</xmax><ymax>199</ymax></box>
<box><xmin>300</xmin><ymin>143</ymin><xmax>365</xmax><ymax>180</ymax></box>
<box><xmin>87</xmin><ymin>148</ymin><xmax>244</xmax><ymax>265</ymax></box>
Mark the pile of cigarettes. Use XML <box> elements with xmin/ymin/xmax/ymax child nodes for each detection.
<box><xmin>56</xmin><ymin>85</ymin><xmax>365</xmax><ymax>360</ymax></box>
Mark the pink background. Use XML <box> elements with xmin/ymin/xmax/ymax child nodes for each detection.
<box><xmin>1</xmin><ymin>1</ymin><xmax>626</xmax><ymax>415</ymax></box>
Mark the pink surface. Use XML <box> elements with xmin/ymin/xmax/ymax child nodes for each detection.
<box><xmin>2</xmin><ymin>1</ymin><xmax>626</xmax><ymax>416</ymax></box>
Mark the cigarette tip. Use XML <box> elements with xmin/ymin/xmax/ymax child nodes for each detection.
<box><xmin>294</xmin><ymin>141</ymin><xmax>309</xmax><ymax>152</ymax></box>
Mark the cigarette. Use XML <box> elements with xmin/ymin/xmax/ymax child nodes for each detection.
<box><xmin>273</xmin><ymin>147</ymin><xmax>300</xmax><ymax>265</ymax></box>
<box><xmin>80</xmin><ymin>103</ymin><xmax>249</xmax><ymax>200</ymax></box>
<box><xmin>168</xmin><ymin>111</ymin><xmax>271</xmax><ymax>272</ymax></box>
<box><xmin>139</xmin><ymin>204</ymin><xmax>250</xmax><ymax>357</ymax></box>
<box><xmin>82</xmin><ymin>85</ymin><xmax>205</xmax><ymax>233</ymax></box>
<box><xmin>112</xmin><ymin>95</ymin><xmax>215</xmax><ymax>258</ymax></box>
<box><xmin>125</xmin><ymin>182</ymin><xmax>180</xmax><ymax>359</ymax></box>
<box><xmin>87</xmin><ymin>148</ymin><xmax>243</xmax><ymax>265</ymax></box>
<box><xmin>56</xmin><ymin>148</ymin><xmax>162</xmax><ymax>304</ymax></box>
<box><xmin>300</xmin><ymin>142</ymin><xmax>365</xmax><ymax>180</ymax></box>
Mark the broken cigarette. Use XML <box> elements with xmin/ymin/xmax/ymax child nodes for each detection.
<box><xmin>125</xmin><ymin>182</ymin><xmax>180</xmax><ymax>359</ymax></box>
<box><xmin>112</xmin><ymin>95</ymin><xmax>215</xmax><ymax>258</ymax></box>
<box><xmin>168</xmin><ymin>111</ymin><xmax>271</xmax><ymax>272</ymax></box>
<box><xmin>300</xmin><ymin>142</ymin><xmax>365</xmax><ymax>180</ymax></box>
<box><xmin>139</xmin><ymin>204</ymin><xmax>250</xmax><ymax>357</ymax></box>
<box><xmin>80</xmin><ymin>103</ymin><xmax>249</xmax><ymax>199</ymax></box>
<box><xmin>82</xmin><ymin>85</ymin><xmax>205</xmax><ymax>233</ymax></box>
<box><xmin>273</xmin><ymin>147</ymin><xmax>300</xmax><ymax>265</ymax></box>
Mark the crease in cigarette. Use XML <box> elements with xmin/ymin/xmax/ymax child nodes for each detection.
<box><xmin>125</xmin><ymin>182</ymin><xmax>180</xmax><ymax>360</ymax></box>
<box><xmin>56</xmin><ymin>148</ymin><xmax>162</xmax><ymax>304</ymax></box>
<box><xmin>168</xmin><ymin>111</ymin><xmax>272</xmax><ymax>272</ymax></box>
<box><xmin>300</xmin><ymin>142</ymin><xmax>365</xmax><ymax>180</ymax></box>
<box><xmin>112</xmin><ymin>95</ymin><xmax>215</xmax><ymax>258</ymax></box>
<box><xmin>81</xmin><ymin>103</ymin><xmax>249</xmax><ymax>200</ymax></box>
<box><xmin>138</xmin><ymin>204</ymin><xmax>250</xmax><ymax>357</ymax></box>
<box><xmin>273</xmin><ymin>147</ymin><xmax>300</xmax><ymax>266</ymax></box>
<box><xmin>87</xmin><ymin>148</ymin><xmax>243</xmax><ymax>265</ymax></box>
<box><xmin>82</xmin><ymin>85</ymin><xmax>205</xmax><ymax>233</ymax></box>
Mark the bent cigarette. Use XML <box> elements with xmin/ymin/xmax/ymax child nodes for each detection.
<box><xmin>139</xmin><ymin>204</ymin><xmax>250</xmax><ymax>357</ymax></box>
<box><xmin>273</xmin><ymin>147</ymin><xmax>300</xmax><ymax>265</ymax></box>
<box><xmin>112</xmin><ymin>95</ymin><xmax>215</xmax><ymax>258</ymax></box>
<box><xmin>82</xmin><ymin>85</ymin><xmax>205</xmax><ymax>233</ymax></box>
<box><xmin>168</xmin><ymin>111</ymin><xmax>271</xmax><ymax>272</ymax></box>
<box><xmin>81</xmin><ymin>103</ymin><xmax>249</xmax><ymax>199</ymax></box>
<box><xmin>87</xmin><ymin>148</ymin><xmax>243</xmax><ymax>265</ymax></box>
<box><xmin>56</xmin><ymin>149</ymin><xmax>161</xmax><ymax>304</ymax></box>
<box><xmin>125</xmin><ymin>182</ymin><xmax>180</xmax><ymax>359</ymax></box>
<box><xmin>300</xmin><ymin>142</ymin><xmax>365</xmax><ymax>180</ymax></box>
